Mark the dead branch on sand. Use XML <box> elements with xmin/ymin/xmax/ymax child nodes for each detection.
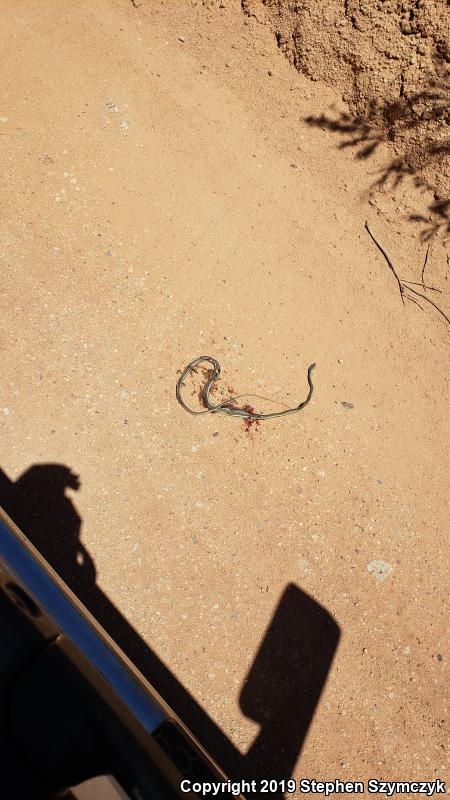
<box><xmin>364</xmin><ymin>221</ymin><xmax>449</xmax><ymax>327</ymax></box>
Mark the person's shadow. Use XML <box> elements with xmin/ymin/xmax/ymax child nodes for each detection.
<box><xmin>0</xmin><ymin>464</ymin><xmax>340</xmax><ymax>795</ymax></box>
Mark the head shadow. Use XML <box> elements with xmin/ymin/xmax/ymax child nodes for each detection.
<box><xmin>0</xmin><ymin>464</ymin><xmax>95</xmax><ymax>596</ymax></box>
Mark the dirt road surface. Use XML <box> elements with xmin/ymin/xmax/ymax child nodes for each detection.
<box><xmin>1</xmin><ymin>0</ymin><xmax>448</xmax><ymax>792</ymax></box>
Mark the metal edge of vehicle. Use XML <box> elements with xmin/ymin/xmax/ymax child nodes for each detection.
<box><xmin>0</xmin><ymin>506</ymin><xmax>243</xmax><ymax>799</ymax></box>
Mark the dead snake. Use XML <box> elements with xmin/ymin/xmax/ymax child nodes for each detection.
<box><xmin>176</xmin><ymin>356</ymin><xmax>316</xmax><ymax>421</ymax></box>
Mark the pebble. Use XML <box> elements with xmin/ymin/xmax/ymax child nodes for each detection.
<box><xmin>367</xmin><ymin>560</ymin><xmax>393</xmax><ymax>582</ymax></box>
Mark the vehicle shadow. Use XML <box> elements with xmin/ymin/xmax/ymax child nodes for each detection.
<box><xmin>0</xmin><ymin>464</ymin><xmax>340</xmax><ymax>796</ymax></box>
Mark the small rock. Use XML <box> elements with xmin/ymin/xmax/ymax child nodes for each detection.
<box><xmin>367</xmin><ymin>560</ymin><xmax>393</xmax><ymax>582</ymax></box>
<box><xmin>341</xmin><ymin>401</ymin><xmax>354</xmax><ymax>409</ymax></box>
<box><xmin>178</xmin><ymin>36</ymin><xmax>185</xmax><ymax>42</ymax></box>
<box><xmin>298</xmin><ymin>556</ymin><xmax>309</xmax><ymax>573</ymax></box>
<box><xmin>268</xmin><ymin>70</ymin><xmax>273</xmax><ymax>76</ymax></box>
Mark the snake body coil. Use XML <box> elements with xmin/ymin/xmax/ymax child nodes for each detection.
<box><xmin>176</xmin><ymin>356</ymin><xmax>315</xmax><ymax>421</ymax></box>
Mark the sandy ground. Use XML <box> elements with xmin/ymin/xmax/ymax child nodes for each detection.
<box><xmin>0</xmin><ymin>0</ymin><xmax>448</xmax><ymax>793</ymax></box>
<box><xmin>243</xmin><ymin>0</ymin><xmax>450</xmax><ymax>196</ymax></box>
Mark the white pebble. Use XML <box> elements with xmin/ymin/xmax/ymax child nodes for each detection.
<box><xmin>367</xmin><ymin>560</ymin><xmax>393</xmax><ymax>582</ymax></box>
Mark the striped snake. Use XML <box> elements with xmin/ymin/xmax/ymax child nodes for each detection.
<box><xmin>176</xmin><ymin>356</ymin><xmax>315</xmax><ymax>421</ymax></box>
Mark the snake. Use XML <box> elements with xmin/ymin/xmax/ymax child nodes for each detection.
<box><xmin>176</xmin><ymin>356</ymin><xmax>316</xmax><ymax>421</ymax></box>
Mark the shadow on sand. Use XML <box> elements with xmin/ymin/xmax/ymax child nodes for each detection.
<box><xmin>304</xmin><ymin>63</ymin><xmax>449</xmax><ymax>242</ymax></box>
<box><xmin>0</xmin><ymin>463</ymin><xmax>340</xmax><ymax>796</ymax></box>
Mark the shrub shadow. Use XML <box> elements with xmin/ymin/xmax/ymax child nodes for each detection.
<box><xmin>304</xmin><ymin>64</ymin><xmax>449</xmax><ymax>241</ymax></box>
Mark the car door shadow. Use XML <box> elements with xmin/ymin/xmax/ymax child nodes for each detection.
<box><xmin>0</xmin><ymin>464</ymin><xmax>340</xmax><ymax>795</ymax></box>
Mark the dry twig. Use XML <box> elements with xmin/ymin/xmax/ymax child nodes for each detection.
<box><xmin>364</xmin><ymin>221</ymin><xmax>405</xmax><ymax>305</ymax></box>
<box><xmin>365</xmin><ymin>221</ymin><xmax>449</xmax><ymax>326</ymax></box>
<box><xmin>421</xmin><ymin>243</ymin><xmax>430</xmax><ymax>290</ymax></box>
